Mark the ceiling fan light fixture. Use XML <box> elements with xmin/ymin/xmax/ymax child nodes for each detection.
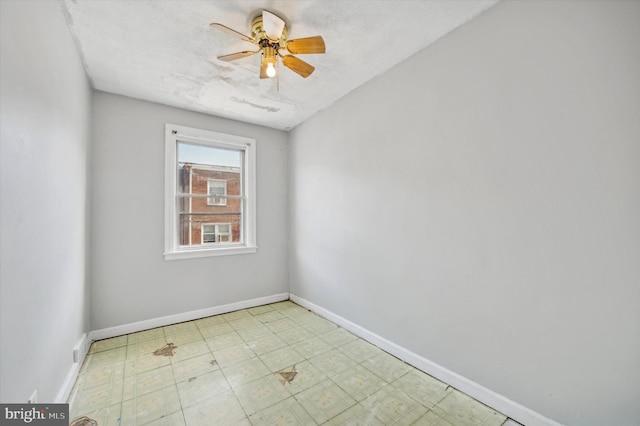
<box><xmin>263</xmin><ymin>46</ymin><xmax>277</xmax><ymax>78</ymax></box>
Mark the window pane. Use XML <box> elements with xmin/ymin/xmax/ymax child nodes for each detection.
<box><xmin>176</xmin><ymin>142</ymin><xmax>242</xmax><ymax>247</ymax></box>
<box><xmin>178</xmin><ymin>142</ymin><xmax>241</xmax><ymax>168</ymax></box>
<box><xmin>178</xmin><ymin>197</ymin><xmax>242</xmax><ymax>246</ymax></box>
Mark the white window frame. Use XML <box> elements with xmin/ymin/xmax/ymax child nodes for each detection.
<box><xmin>207</xmin><ymin>179</ymin><xmax>227</xmax><ymax>206</ymax></box>
<box><xmin>202</xmin><ymin>222</ymin><xmax>232</xmax><ymax>244</ymax></box>
<box><xmin>164</xmin><ymin>124</ymin><xmax>256</xmax><ymax>260</ymax></box>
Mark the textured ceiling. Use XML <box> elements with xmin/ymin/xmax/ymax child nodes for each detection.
<box><xmin>60</xmin><ymin>0</ymin><xmax>499</xmax><ymax>130</ymax></box>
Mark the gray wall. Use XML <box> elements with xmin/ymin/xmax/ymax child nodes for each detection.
<box><xmin>90</xmin><ymin>92</ymin><xmax>289</xmax><ymax>329</ymax></box>
<box><xmin>0</xmin><ymin>1</ymin><xmax>92</xmax><ymax>402</ymax></box>
<box><xmin>289</xmin><ymin>1</ymin><xmax>640</xmax><ymax>425</ymax></box>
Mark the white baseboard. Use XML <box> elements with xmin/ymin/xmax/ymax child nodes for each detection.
<box><xmin>89</xmin><ymin>293</ymin><xmax>289</xmax><ymax>342</ymax></box>
<box><xmin>55</xmin><ymin>332</ymin><xmax>89</xmax><ymax>403</ymax></box>
<box><xmin>290</xmin><ymin>294</ymin><xmax>562</xmax><ymax>426</ymax></box>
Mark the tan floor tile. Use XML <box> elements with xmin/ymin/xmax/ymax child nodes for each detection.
<box><xmin>85</xmin><ymin>347</ymin><xmax>127</xmax><ymax>369</ymax></box>
<box><xmin>198</xmin><ymin>322</ymin><xmax>234</xmax><ymax>338</ymax></box>
<box><xmin>194</xmin><ymin>314</ymin><xmax>227</xmax><ymax>328</ymax></box>
<box><xmin>163</xmin><ymin>329</ymin><xmax>204</xmax><ymax>346</ymax></box>
<box><xmin>120</xmin><ymin>385</ymin><xmax>181</xmax><ymax>425</ymax></box>
<box><xmin>169</xmin><ymin>340</ymin><xmax>210</xmax><ymax>363</ymax></box>
<box><xmin>331</xmin><ymin>364</ymin><xmax>388</xmax><ymax>402</ymax></box>
<box><xmin>172</xmin><ymin>353</ymin><xmax>219</xmax><ymax>383</ymax></box>
<box><xmin>124</xmin><ymin>352</ymin><xmax>172</xmax><ymax>377</ymax></box>
<box><xmin>222</xmin><ymin>309</ymin><xmax>252</xmax><ymax>321</ymax></box>
<box><xmin>308</xmin><ymin>350</ymin><xmax>357</xmax><ymax>377</ymax></box>
<box><xmin>177</xmin><ymin>369</ymin><xmax>232</xmax><ymax>408</ymax></box>
<box><xmin>213</xmin><ymin>343</ymin><xmax>255</xmax><ymax>368</ymax></box>
<box><xmin>432</xmin><ymin>390</ymin><xmax>507</xmax><ymax>426</ymax></box>
<box><xmin>258</xmin><ymin>346</ymin><xmax>305</xmax><ymax>372</ymax></box>
<box><xmin>362</xmin><ymin>352</ymin><xmax>412</xmax><ymax>382</ymax></box>
<box><xmin>361</xmin><ymin>386</ymin><xmax>421</xmax><ymax>424</ymax></box>
<box><xmin>389</xmin><ymin>403</ymin><xmax>430</xmax><ymax>425</ymax></box>
<box><xmin>248</xmin><ymin>396</ymin><xmax>317</xmax><ymax>425</ymax></box>
<box><xmin>277</xmin><ymin>305</ymin><xmax>310</xmax><ymax>317</ymax></box>
<box><xmin>91</xmin><ymin>336</ymin><xmax>128</xmax><ymax>353</ymax></box>
<box><xmin>338</xmin><ymin>339</ymin><xmax>383</xmax><ymax>363</ymax></box>
<box><xmin>294</xmin><ymin>336</ymin><xmax>332</xmax><ymax>359</ymax></box>
<box><xmin>392</xmin><ymin>369</ymin><xmax>451</xmax><ymax>409</ymax></box>
<box><xmin>163</xmin><ymin>321</ymin><xmax>198</xmax><ymax>335</ymax></box>
<box><xmin>270</xmin><ymin>301</ymin><xmax>299</xmax><ymax>311</ymax></box>
<box><xmin>205</xmin><ymin>331</ymin><xmax>244</xmax><ymax>351</ymax></box>
<box><xmin>222</xmin><ymin>356</ymin><xmax>271</xmax><ymax>389</ymax></box>
<box><xmin>237</xmin><ymin>323</ymin><xmax>273</xmax><ymax>341</ymax></box>
<box><xmin>252</xmin><ymin>310</ymin><xmax>285</xmax><ymax>323</ymax></box>
<box><xmin>287</xmin><ymin>311</ymin><xmax>322</xmax><ymax>325</ymax></box>
<box><xmin>276</xmin><ymin>326</ymin><xmax>315</xmax><ymax>345</ymax></box>
<box><xmin>246</xmin><ymin>304</ymin><xmax>275</xmax><ymax>315</ymax></box>
<box><xmin>264</xmin><ymin>317</ymin><xmax>298</xmax><ymax>333</ymax></box>
<box><xmin>247</xmin><ymin>333</ymin><xmax>287</xmax><ymax>356</ymax></box>
<box><xmin>228</xmin><ymin>315</ymin><xmax>261</xmax><ymax>330</ymax></box>
<box><xmin>75</xmin><ymin>361</ymin><xmax>125</xmax><ymax>392</ymax></box>
<box><xmin>233</xmin><ymin>375</ymin><xmax>291</xmax><ymax>415</ymax></box>
<box><xmin>320</xmin><ymin>327</ymin><xmax>358</xmax><ymax>348</ymax></box>
<box><xmin>123</xmin><ymin>365</ymin><xmax>175</xmax><ymax>401</ymax></box>
<box><xmin>126</xmin><ymin>338</ymin><xmax>169</xmax><ymax>359</ymax></box>
<box><xmin>326</xmin><ymin>403</ymin><xmax>384</xmax><ymax>426</ymax></box>
<box><xmin>408</xmin><ymin>409</ymin><xmax>443</xmax><ymax>426</ymax></box>
<box><xmin>70</xmin><ymin>379</ymin><xmax>124</xmax><ymax>416</ymax></box>
<box><xmin>183</xmin><ymin>392</ymin><xmax>247</xmax><ymax>425</ymax></box>
<box><xmin>127</xmin><ymin>328</ymin><xmax>165</xmax><ymax>345</ymax></box>
<box><xmin>304</xmin><ymin>318</ymin><xmax>339</xmax><ymax>335</ymax></box>
<box><xmin>295</xmin><ymin>380</ymin><xmax>357</xmax><ymax>424</ymax></box>
<box><xmin>144</xmin><ymin>410</ymin><xmax>186</xmax><ymax>425</ymax></box>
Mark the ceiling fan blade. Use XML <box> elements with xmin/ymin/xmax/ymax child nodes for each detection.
<box><xmin>217</xmin><ymin>50</ymin><xmax>260</xmax><ymax>62</ymax></box>
<box><xmin>210</xmin><ymin>23</ymin><xmax>255</xmax><ymax>44</ymax></box>
<box><xmin>282</xmin><ymin>55</ymin><xmax>315</xmax><ymax>78</ymax></box>
<box><xmin>286</xmin><ymin>36</ymin><xmax>326</xmax><ymax>54</ymax></box>
<box><xmin>262</xmin><ymin>10</ymin><xmax>285</xmax><ymax>40</ymax></box>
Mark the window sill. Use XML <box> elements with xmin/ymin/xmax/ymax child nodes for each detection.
<box><xmin>164</xmin><ymin>245</ymin><xmax>257</xmax><ymax>260</ymax></box>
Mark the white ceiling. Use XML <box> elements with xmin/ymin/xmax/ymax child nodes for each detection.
<box><xmin>60</xmin><ymin>0</ymin><xmax>499</xmax><ymax>131</ymax></box>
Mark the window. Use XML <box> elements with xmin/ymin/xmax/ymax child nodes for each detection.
<box><xmin>165</xmin><ymin>124</ymin><xmax>256</xmax><ymax>259</ymax></box>
<box><xmin>202</xmin><ymin>223</ymin><xmax>231</xmax><ymax>243</ymax></box>
<box><xmin>207</xmin><ymin>179</ymin><xmax>227</xmax><ymax>206</ymax></box>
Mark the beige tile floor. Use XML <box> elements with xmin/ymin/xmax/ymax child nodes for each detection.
<box><xmin>68</xmin><ymin>301</ymin><xmax>509</xmax><ymax>425</ymax></box>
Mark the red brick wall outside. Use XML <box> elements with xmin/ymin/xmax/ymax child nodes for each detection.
<box><xmin>178</xmin><ymin>164</ymin><xmax>242</xmax><ymax>246</ymax></box>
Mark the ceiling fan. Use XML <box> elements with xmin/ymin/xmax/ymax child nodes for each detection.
<box><xmin>211</xmin><ymin>10</ymin><xmax>325</xmax><ymax>79</ymax></box>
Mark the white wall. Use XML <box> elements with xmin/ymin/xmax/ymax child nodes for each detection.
<box><xmin>0</xmin><ymin>1</ymin><xmax>92</xmax><ymax>402</ymax></box>
<box><xmin>91</xmin><ymin>92</ymin><xmax>289</xmax><ymax>329</ymax></box>
<box><xmin>289</xmin><ymin>1</ymin><xmax>640</xmax><ymax>425</ymax></box>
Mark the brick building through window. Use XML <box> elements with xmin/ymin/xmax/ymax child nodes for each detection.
<box><xmin>178</xmin><ymin>163</ymin><xmax>241</xmax><ymax>246</ymax></box>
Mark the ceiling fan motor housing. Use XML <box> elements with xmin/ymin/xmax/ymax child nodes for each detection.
<box><xmin>251</xmin><ymin>15</ymin><xmax>287</xmax><ymax>47</ymax></box>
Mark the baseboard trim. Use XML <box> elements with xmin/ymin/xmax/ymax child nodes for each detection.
<box><xmin>89</xmin><ymin>292</ymin><xmax>290</xmax><ymax>342</ymax></box>
<box><xmin>55</xmin><ymin>333</ymin><xmax>89</xmax><ymax>403</ymax></box>
<box><xmin>290</xmin><ymin>294</ymin><xmax>562</xmax><ymax>426</ymax></box>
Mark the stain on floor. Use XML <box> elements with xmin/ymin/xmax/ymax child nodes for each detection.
<box><xmin>153</xmin><ymin>343</ymin><xmax>177</xmax><ymax>357</ymax></box>
<box><xmin>276</xmin><ymin>365</ymin><xmax>298</xmax><ymax>386</ymax></box>
<box><xmin>70</xmin><ymin>416</ymin><xmax>98</xmax><ymax>426</ymax></box>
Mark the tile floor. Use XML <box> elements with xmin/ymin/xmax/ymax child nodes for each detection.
<box><xmin>68</xmin><ymin>301</ymin><xmax>509</xmax><ymax>425</ymax></box>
